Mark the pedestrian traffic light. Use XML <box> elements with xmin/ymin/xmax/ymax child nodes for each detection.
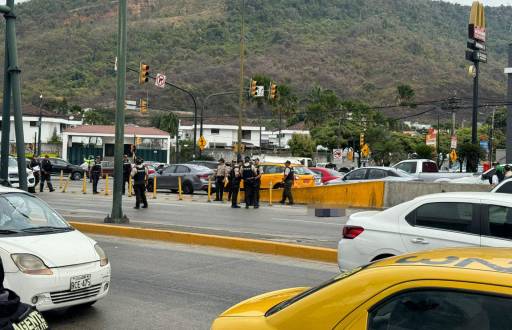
<box><xmin>250</xmin><ymin>79</ymin><xmax>257</xmax><ymax>97</ymax></box>
<box><xmin>269</xmin><ymin>82</ymin><xmax>278</xmax><ymax>100</ymax></box>
<box><xmin>139</xmin><ymin>62</ymin><xmax>150</xmax><ymax>85</ymax></box>
<box><xmin>140</xmin><ymin>98</ymin><xmax>148</xmax><ymax>113</ymax></box>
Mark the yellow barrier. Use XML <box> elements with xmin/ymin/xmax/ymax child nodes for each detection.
<box><xmin>82</xmin><ymin>172</ymin><xmax>87</xmax><ymax>194</ymax></box>
<box><xmin>178</xmin><ymin>176</ymin><xmax>183</xmax><ymax>201</ymax></box>
<box><xmin>61</xmin><ymin>179</ymin><xmax>69</xmax><ymax>193</ymax></box>
<box><xmin>207</xmin><ymin>177</ymin><xmax>212</xmax><ymax>202</ymax></box>
<box><xmin>152</xmin><ymin>175</ymin><xmax>157</xmax><ymax>199</ymax></box>
<box><xmin>128</xmin><ymin>176</ymin><xmax>132</xmax><ymax>197</ymax></box>
<box><xmin>258</xmin><ymin>181</ymin><xmax>385</xmax><ymax>209</ymax></box>
<box><xmin>269</xmin><ymin>181</ymin><xmax>273</xmax><ymax>207</ymax></box>
<box><xmin>59</xmin><ymin>170</ymin><xmax>64</xmax><ymax>189</ymax></box>
<box><xmin>104</xmin><ymin>176</ymin><xmax>110</xmax><ymax>196</ymax></box>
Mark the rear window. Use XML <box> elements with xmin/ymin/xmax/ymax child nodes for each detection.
<box><xmin>422</xmin><ymin>162</ymin><xmax>438</xmax><ymax>173</ymax></box>
<box><xmin>395</xmin><ymin>162</ymin><xmax>417</xmax><ymax>174</ymax></box>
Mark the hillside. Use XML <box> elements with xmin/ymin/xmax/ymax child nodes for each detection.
<box><xmin>3</xmin><ymin>0</ymin><xmax>512</xmax><ymax>119</ymax></box>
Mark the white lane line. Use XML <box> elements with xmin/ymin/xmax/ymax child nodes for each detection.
<box><xmin>271</xmin><ymin>217</ymin><xmax>342</xmax><ymax>226</ymax></box>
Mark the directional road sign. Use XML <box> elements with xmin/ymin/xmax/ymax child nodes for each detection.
<box><xmin>155</xmin><ymin>73</ymin><xmax>166</xmax><ymax>88</ymax></box>
<box><xmin>450</xmin><ymin>149</ymin><xmax>458</xmax><ymax>162</ymax></box>
<box><xmin>198</xmin><ymin>135</ymin><xmax>207</xmax><ymax>151</ymax></box>
<box><xmin>361</xmin><ymin>144</ymin><xmax>371</xmax><ymax>158</ymax></box>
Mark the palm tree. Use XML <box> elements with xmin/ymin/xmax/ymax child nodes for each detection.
<box><xmin>157</xmin><ymin>113</ymin><xmax>179</xmax><ymax>163</ymax></box>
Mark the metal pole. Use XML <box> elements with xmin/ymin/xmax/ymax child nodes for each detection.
<box><xmin>238</xmin><ymin>0</ymin><xmax>245</xmax><ymax>159</ymax></box>
<box><xmin>489</xmin><ymin>107</ymin><xmax>495</xmax><ymax>166</ymax></box>
<box><xmin>37</xmin><ymin>93</ymin><xmax>42</xmax><ymax>156</ymax></box>
<box><xmin>0</xmin><ymin>26</ymin><xmax>11</xmax><ymax>182</ymax></box>
<box><xmin>507</xmin><ymin>44</ymin><xmax>512</xmax><ymax>164</ymax></box>
<box><xmin>471</xmin><ymin>61</ymin><xmax>479</xmax><ymax>172</ymax></box>
<box><xmin>107</xmin><ymin>0</ymin><xmax>128</xmax><ymax>223</ymax></box>
<box><xmin>436</xmin><ymin>111</ymin><xmax>440</xmax><ymax>166</ymax></box>
<box><xmin>5</xmin><ymin>0</ymin><xmax>27</xmax><ymax>191</ymax></box>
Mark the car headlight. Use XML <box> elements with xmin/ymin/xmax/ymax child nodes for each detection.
<box><xmin>95</xmin><ymin>244</ymin><xmax>109</xmax><ymax>267</ymax></box>
<box><xmin>11</xmin><ymin>254</ymin><xmax>53</xmax><ymax>275</ymax></box>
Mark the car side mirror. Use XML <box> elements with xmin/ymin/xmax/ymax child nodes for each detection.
<box><xmin>342</xmin><ymin>176</ymin><xmax>347</xmax><ymax>181</ymax></box>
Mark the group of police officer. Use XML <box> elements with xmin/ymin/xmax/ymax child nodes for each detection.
<box><xmin>215</xmin><ymin>157</ymin><xmax>294</xmax><ymax>209</ymax></box>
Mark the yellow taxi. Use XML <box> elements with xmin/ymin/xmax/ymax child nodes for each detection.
<box><xmin>255</xmin><ymin>163</ymin><xmax>316</xmax><ymax>189</ymax></box>
<box><xmin>212</xmin><ymin>248</ymin><xmax>512</xmax><ymax>329</ymax></box>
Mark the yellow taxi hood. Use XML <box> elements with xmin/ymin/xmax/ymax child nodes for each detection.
<box><xmin>219</xmin><ymin>287</ymin><xmax>308</xmax><ymax>317</ymax></box>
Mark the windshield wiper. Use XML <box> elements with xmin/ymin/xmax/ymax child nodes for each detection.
<box><xmin>0</xmin><ymin>229</ymin><xmax>19</xmax><ymax>235</ymax></box>
<box><xmin>21</xmin><ymin>226</ymin><xmax>72</xmax><ymax>233</ymax></box>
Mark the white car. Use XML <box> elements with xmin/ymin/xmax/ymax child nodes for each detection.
<box><xmin>338</xmin><ymin>192</ymin><xmax>512</xmax><ymax>271</ymax></box>
<box><xmin>6</xmin><ymin>157</ymin><xmax>36</xmax><ymax>191</ymax></box>
<box><xmin>0</xmin><ymin>187</ymin><xmax>110</xmax><ymax>311</ymax></box>
<box><xmin>326</xmin><ymin>166</ymin><xmax>416</xmax><ymax>185</ymax></box>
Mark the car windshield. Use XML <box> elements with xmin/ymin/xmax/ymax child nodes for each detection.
<box><xmin>0</xmin><ymin>193</ymin><xmax>71</xmax><ymax>233</ymax></box>
<box><xmin>188</xmin><ymin>165</ymin><xmax>211</xmax><ymax>171</ymax></box>
<box><xmin>266</xmin><ymin>265</ymin><xmax>367</xmax><ymax>317</ymax></box>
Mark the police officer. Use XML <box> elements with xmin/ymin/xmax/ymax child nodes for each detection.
<box><xmin>39</xmin><ymin>155</ymin><xmax>54</xmax><ymax>192</ymax></box>
<box><xmin>0</xmin><ymin>258</ymin><xmax>49</xmax><ymax>330</ymax></box>
<box><xmin>241</xmin><ymin>156</ymin><xmax>257</xmax><ymax>209</ymax></box>
<box><xmin>215</xmin><ymin>158</ymin><xmax>227</xmax><ymax>201</ymax></box>
<box><xmin>280</xmin><ymin>160</ymin><xmax>294</xmax><ymax>205</ymax></box>
<box><xmin>29</xmin><ymin>156</ymin><xmax>41</xmax><ymax>190</ymax></box>
<box><xmin>122</xmin><ymin>154</ymin><xmax>132</xmax><ymax>195</ymax></box>
<box><xmin>253</xmin><ymin>158</ymin><xmax>263</xmax><ymax>209</ymax></box>
<box><xmin>230</xmin><ymin>159</ymin><xmax>242</xmax><ymax>209</ymax></box>
<box><xmin>131</xmin><ymin>158</ymin><xmax>148</xmax><ymax>209</ymax></box>
<box><xmin>91</xmin><ymin>156</ymin><xmax>102</xmax><ymax>194</ymax></box>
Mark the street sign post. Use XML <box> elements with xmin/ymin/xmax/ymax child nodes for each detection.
<box><xmin>333</xmin><ymin>149</ymin><xmax>342</xmax><ymax>160</ymax></box>
<box><xmin>255</xmin><ymin>86</ymin><xmax>264</xmax><ymax>97</ymax></box>
<box><xmin>155</xmin><ymin>73</ymin><xmax>166</xmax><ymax>88</ymax></box>
<box><xmin>198</xmin><ymin>135</ymin><xmax>207</xmax><ymax>151</ymax></box>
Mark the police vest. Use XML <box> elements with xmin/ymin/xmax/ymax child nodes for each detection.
<box><xmin>133</xmin><ymin>166</ymin><xmax>146</xmax><ymax>185</ymax></box>
<box><xmin>0</xmin><ymin>290</ymin><xmax>49</xmax><ymax>330</ymax></box>
<box><xmin>242</xmin><ymin>164</ymin><xmax>254</xmax><ymax>180</ymax></box>
<box><xmin>284</xmin><ymin>167</ymin><xmax>294</xmax><ymax>182</ymax></box>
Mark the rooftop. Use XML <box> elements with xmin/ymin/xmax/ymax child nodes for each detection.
<box><xmin>64</xmin><ymin>124</ymin><xmax>169</xmax><ymax>136</ymax></box>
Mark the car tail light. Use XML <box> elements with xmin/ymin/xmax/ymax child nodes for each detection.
<box><xmin>343</xmin><ymin>226</ymin><xmax>364</xmax><ymax>239</ymax></box>
<box><xmin>197</xmin><ymin>174</ymin><xmax>209</xmax><ymax>179</ymax></box>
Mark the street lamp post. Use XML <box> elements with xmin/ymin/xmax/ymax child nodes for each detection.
<box><xmin>37</xmin><ymin>93</ymin><xmax>42</xmax><ymax>156</ymax></box>
<box><xmin>238</xmin><ymin>0</ymin><xmax>246</xmax><ymax>160</ymax></box>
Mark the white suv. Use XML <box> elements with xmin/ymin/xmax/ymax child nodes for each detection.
<box><xmin>338</xmin><ymin>192</ymin><xmax>512</xmax><ymax>270</ymax></box>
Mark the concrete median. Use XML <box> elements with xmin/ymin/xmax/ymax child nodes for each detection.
<box><xmin>70</xmin><ymin>221</ymin><xmax>338</xmax><ymax>263</ymax></box>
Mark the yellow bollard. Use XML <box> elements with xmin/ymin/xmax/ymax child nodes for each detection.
<box><xmin>61</xmin><ymin>179</ymin><xmax>69</xmax><ymax>193</ymax></box>
<box><xmin>207</xmin><ymin>177</ymin><xmax>212</xmax><ymax>202</ymax></box>
<box><xmin>153</xmin><ymin>175</ymin><xmax>157</xmax><ymax>199</ymax></box>
<box><xmin>178</xmin><ymin>176</ymin><xmax>183</xmax><ymax>201</ymax></box>
<box><xmin>59</xmin><ymin>170</ymin><xmax>64</xmax><ymax>189</ymax></box>
<box><xmin>128</xmin><ymin>176</ymin><xmax>133</xmax><ymax>197</ymax></box>
<box><xmin>82</xmin><ymin>172</ymin><xmax>87</xmax><ymax>194</ymax></box>
<box><xmin>104</xmin><ymin>176</ymin><xmax>109</xmax><ymax>196</ymax></box>
<box><xmin>269</xmin><ymin>181</ymin><xmax>273</xmax><ymax>207</ymax></box>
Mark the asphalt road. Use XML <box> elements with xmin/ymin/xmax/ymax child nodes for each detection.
<box><xmin>37</xmin><ymin>183</ymin><xmax>354</xmax><ymax>248</ymax></box>
<box><xmin>45</xmin><ymin>235</ymin><xmax>338</xmax><ymax>330</ymax></box>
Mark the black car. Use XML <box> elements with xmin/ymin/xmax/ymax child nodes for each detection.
<box><xmin>48</xmin><ymin>158</ymin><xmax>85</xmax><ymax>180</ymax></box>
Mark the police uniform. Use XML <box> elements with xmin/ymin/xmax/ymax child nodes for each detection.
<box><xmin>230</xmin><ymin>162</ymin><xmax>242</xmax><ymax>208</ymax></box>
<box><xmin>215</xmin><ymin>161</ymin><xmax>227</xmax><ymax>201</ymax></box>
<box><xmin>253</xmin><ymin>162</ymin><xmax>264</xmax><ymax>208</ymax></box>
<box><xmin>241</xmin><ymin>160</ymin><xmax>257</xmax><ymax>209</ymax></box>
<box><xmin>131</xmin><ymin>163</ymin><xmax>148</xmax><ymax>209</ymax></box>
<box><xmin>91</xmin><ymin>159</ymin><xmax>102</xmax><ymax>194</ymax></box>
<box><xmin>40</xmin><ymin>157</ymin><xmax>54</xmax><ymax>192</ymax></box>
<box><xmin>123</xmin><ymin>158</ymin><xmax>132</xmax><ymax>195</ymax></box>
<box><xmin>280</xmin><ymin>164</ymin><xmax>294</xmax><ymax>205</ymax></box>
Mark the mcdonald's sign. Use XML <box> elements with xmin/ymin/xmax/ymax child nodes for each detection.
<box><xmin>468</xmin><ymin>1</ymin><xmax>486</xmax><ymax>43</ymax></box>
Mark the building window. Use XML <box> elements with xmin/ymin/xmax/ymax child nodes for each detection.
<box><xmin>30</xmin><ymin>121</ymin><xmax>38</xmax><ymax>127</ymax></box>
<box><xmin>242</xmin><ymin>130</ymin><xmax>251</xmax><ymax>140</ymax></box>
<box><xmin>211</xmin><ymin>128</ymin><xmax>220</xmax><ymax>135</ymax></box>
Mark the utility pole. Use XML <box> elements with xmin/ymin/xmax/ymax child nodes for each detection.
<box><xmin>489</xmin><ymin>107</ymin><xmax>495</xmax><ymax>166</ymax></box>
<box><xmin>0</xmin><ymin>12</ymin><xmax>11</xmax><ymax>182</ymax></box>
<box><xmin>37</xmin><ymin>93</ymin><xmax>43</xmax><ymax>156</ymax></box>
<box><xmin>506</xmin><ymin>43</ymin><xmax>512</xmax><ymax>163</ymax></box>
<box><xmin>4</xmin><ymin>0</ymin><xmax>27</xmax><ymax>190</ymax></box>
<box><xmin>237</xmin><ymin>0</ymin><xmax>245</xmax><ymax>160</ymax></box>
<box><xmin>106</xmin><ymin>0</ymin><xmax>128</xmax><ymax>224</ymax></box>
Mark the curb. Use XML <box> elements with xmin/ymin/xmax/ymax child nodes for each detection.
<box><xmin>69</xmin><ymin>222</ymin><xmax>337</xmax><ymax>264</ymax></box>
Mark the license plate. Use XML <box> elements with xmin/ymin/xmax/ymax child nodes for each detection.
<box><xmin>70</xmin><ymin>274</ymin><xmax>92</xmax><ymax>291</ymax></box>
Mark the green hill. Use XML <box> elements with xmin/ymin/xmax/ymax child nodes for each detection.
<box><xmin>4</xmin><ymin>0</ymin><xmax>512</xmax><ymax>118</ymax></box>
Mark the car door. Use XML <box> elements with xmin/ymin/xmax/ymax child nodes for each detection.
<box><xmin>159</xmin><ymin>165</ymin><xmax>177</xmax><ymax>189</ymax></box>
<box><xmin>177</xmin><ymin>165</ymin><xmax>192</xmax><ymax>186</ymax></box>
<box><xmin>367</xmin><ymin>169</ymin><xmax>388</xmax><ymax>180</ymax></box>
<box><xmin>399</xmin><ymin>197</ymin><xmax>481</xmax><ymax>253</ymax></box>
<box><xmin>480</xmin><ymin>200</ymin><xmax>512</xmax><ymax>247</ymax></box>
<box><xmin>343</xmin><ymin>168</ymin><xmax>367</xmax><ymax>183</ymax></box>
<box><xmin>394</xmin><ymin>161</ymin><xmax>417</xmax><ymax>175</ymax></box>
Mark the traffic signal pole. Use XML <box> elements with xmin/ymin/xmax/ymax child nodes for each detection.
<box><xmin>238</xmin><ymin>0</ymin><xmax>245</xmax><ymax>160</ymax></box>
<box><xmin>0</xmin><ymin>20</ymin><xmax>10</xmax><ymax>182</ymax></box>
<box><xmin>106</xmin><ymin>0</ymin><xmax>128</xmax><ymax>224</ymax></box>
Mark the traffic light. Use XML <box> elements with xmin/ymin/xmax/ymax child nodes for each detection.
<box><xmin>139</xmin><ymin>62</ymin><xmax>150</xmax><ymax>84</ymax></box>
<box><xmin>359</xmin><ymin>133</ymin><xmax>365</xmax><ymax>148</ymax></box>
<box><xmin>140</xmin><ymin>98</ymin><xmax>148</xmax><ymax>113</ymax></box>
<box><xmin>250</xmin><ymin>79</ymin><xmax>257</xmax><ymax>97</ymax></box>
<box><xmin>269</xmin><ymin>82</ymin><xmax>278</xmax><ymax>100</ymax></box>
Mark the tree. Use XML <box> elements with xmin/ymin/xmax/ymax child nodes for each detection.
<box><xmin>288</xmin><ymin>134</ymin><xmax>316</xmax><ymax>158</ymax></box>
<box><xmin>82</xmin><ymin>109</ymin><xmax>111</xmax><ymax>125</ymax></box>
<box><xmin>415</xmin><ymin>144</ymin><xmax>434</xmax><ymax>160</ymax></box>
<box><xmin>154</xmin><ymin>112</ymin><xmax>179</xmax><ymax>163</ymax></box>
<box><xmin>457</xmin><ymin>143</ymin><xmax>484</xmax><ymax>173</ymax></box>
<box><xmin>396</xmin><ymin>84</ymin><xmax>415</xmax><ymax>106</ymax></box>
<box><xmin>48</xmin><ymin>127</ymin><xmax>61</xmax><ymax>144</ymax></box>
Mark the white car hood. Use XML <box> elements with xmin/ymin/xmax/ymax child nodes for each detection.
<box><xmin>0</xmin><ymin>230</ymin><xmax>98</xmax><ymax>267</ymax></box>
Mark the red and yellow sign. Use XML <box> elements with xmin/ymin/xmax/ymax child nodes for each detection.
<box><xmin>469</xmin><ymin>1</ymin><xmax>486</xmax><ymax>42</ymax></box>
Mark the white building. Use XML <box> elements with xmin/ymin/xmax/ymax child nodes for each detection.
<box><xmin>263</xmin><ymin>122</ymin><xmax>310</xmax><ymax>149</ymax></box>
<box><xmin>179</xmin><ymin>119</ymin><xmax>266</xmax><ymax>149</ymax></box>
<box><xmin>0</xmin><ymin>104</ymin><xmax>82</xmax><ymax>154</ymax></box>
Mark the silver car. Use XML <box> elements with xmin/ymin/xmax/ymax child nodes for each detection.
<box><xmin>147</xmin><ymin>164</ymin><xmax>214</xmax><ymax>194</ymax></box>
<box><xmin>326</xmin><ymin>166</ymin><xmax>416</xmax><ymax>185</ymax></box>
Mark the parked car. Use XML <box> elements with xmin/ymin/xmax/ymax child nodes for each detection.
<box><xmin>187</xmin><ymin>160</ymin><xmax>218</xmax><ymax>170</ymax></box>
<box><xmin>100</xmin><ymin>161</ymin><xmax>114</xmax><ymax>178</ymax></box>
<box><xmin>0</xmin><ymin>187</ymin><xmax>110</xmax><ymax>311</ymax></box>
<box><xmin>244</xmin><ymin>163</ymin><xmax>317</xmax><ymax>189</ymax></box>
<box><xmin>326</xmin><ymin>166</ymin><xmax>415</xmax><ymax>185</ymax></box>
<box><xmin>212</xmin><ymin>247</ymin><xmax>512</xmax><ymax>329</ymax></box>
<box><xmin>491</xmin><ymin>178</ymin><xmax>512</xmax><ymax>193</ymax></box>
<box><xmin>308</xmin><ymin>167</ymin><xmax>343</xmax><ymax>184</ymax></box>
<box><xmin>147</xmin><ymin>164</ymin><xmax>214</xmax><ymax>194</ymax></box>
<box><xmin>5</xmin><ymin>157</ymin><xmax>36</xmax><ymax>192</ymax></box>
<box><xmin>337</xmin><ymin>191</ymin><xmax>512</xmax><ymax>271</ymax></box>
<box><xmin>393</xmin><ymin>159</ymin><xmax>473</xmax><ymax>182</ymax></box>
<box><xmin>48</xmin><ymin>158</ymin><xmax>84</xmax><ymax>180</ymax></box>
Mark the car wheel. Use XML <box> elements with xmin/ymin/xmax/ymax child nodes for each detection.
<box><xmin>71</xmin><ymin>172</ymin><xmax>82</xmax><ymax>181</ymax></box>
<box><xmin>183</xmin><ymin>181</ymin><xmax>194</xmax><ymax>194</ymax></box>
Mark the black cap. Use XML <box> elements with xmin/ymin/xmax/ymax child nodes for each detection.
<box><xmin>244</xmin><ymin>156</ymin><xmax>251</xmax><ymax>162</ymax></box>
